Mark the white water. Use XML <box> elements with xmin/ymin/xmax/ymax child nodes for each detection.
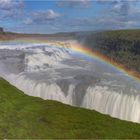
<box><xmin>0</xmin><ymin>41</ymin><xmax>140</xmax><ymax>123</ymax></box>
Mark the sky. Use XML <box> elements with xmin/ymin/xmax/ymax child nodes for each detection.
<box><xmin>0</xmin><ymin>0</ymin><xmax>140</xmax><ymax>34</ymax></box>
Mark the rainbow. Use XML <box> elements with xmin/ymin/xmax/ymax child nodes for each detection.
<box><xmin>70</xmin><ymin>42</ymin><xmax>140</xmax><ymax>82</ymax></box>
<box><xmin>1</xmin><ymin>38</ymin><xmax>140</xmax><ymax>82</ymax></box>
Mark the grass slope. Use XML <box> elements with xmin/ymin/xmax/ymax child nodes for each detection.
<box><xmin>1</xmin><ymin>78</ymin><xmax>140</xmax><ymax>139</ymax></box>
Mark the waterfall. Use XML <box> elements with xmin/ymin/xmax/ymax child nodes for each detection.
<box><xmin>5</xmin><ymin>73</ymin><xmax>140</xmax><ymax>123</ymax></box>
<box><xmin>0</xmin><ymin>42</ymin><xmax>140</xmax><ymax>123</ymax></box>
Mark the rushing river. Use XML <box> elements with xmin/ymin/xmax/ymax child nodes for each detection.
<box><xmin>0</xmin><ymin>41</ymin><xmax>140</xmax><ymax>123</ymax></box>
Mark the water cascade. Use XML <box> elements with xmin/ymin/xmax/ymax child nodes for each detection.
<box><xmin>0</xmin><ymin>42</ymin><xmax>140</xmax><ymax>123</ymax></box>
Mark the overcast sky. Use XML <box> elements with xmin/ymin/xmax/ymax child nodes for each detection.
<box><xmin>0</xmin><ymin>0</ymin><xmax>140</xmax><ymax>33</ymax></box>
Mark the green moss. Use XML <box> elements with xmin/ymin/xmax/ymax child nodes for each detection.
<box><xmin>0</xmin><ymin>78</ymin><xmax>140</xmax><ymax>138</ymax></box>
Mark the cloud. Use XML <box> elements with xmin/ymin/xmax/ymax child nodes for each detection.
<box><xmin>0</xmin><ymin>0</ymin><xmax>24</xmax><ymax>10</ymax></box>
<box><xmin>57</xmin><ymin>0</ymin><xmax>91</xmax><ymax>8</ymax></box>
<box><xmin>56</xmin><ymin>0</ymin><xmax>140</xmax><ymax>31</ymax></box>
<box><xmin>93</xmin><ymin>0</ymin><xmax>140</xmax><ymax>29</ymax></box>
<box><xmin>24</xmin><ymin>9</ymin><xmax>61</xmax><ymax>25</ymax></box>
<box><xmin>96</xmin><ymin>0</ymin><xmax>116</xmax><ymax>4</ymax></box>
<box><xmin>96</xmin><ymin>0</ymin><xmax>138</xmax><ymax>16</ymax></box>
<box><xmin>33</xmin><ymin>10</ymin><xmax>61</xmax><ymax>20</ymax></box>
<box><xmin>23</xmin><ymin>18</ymin><xmax>33</xmax><ymax>25</ymax></box>
<box><xmin>111</xmin><ymin>1</ymin><xmax>131</xmax><ymax>16</ymax></box>
<box><xmin>7</xmin><ymin>0</ymin><xmax>140</xmax><ymax>34</ymax></box>
<box><xmin>62</xmin><ymin>0</ymin><xmax>140</xmax><ymax>31</ymax></box>
<box><xmin>98</xmin><ymin>0</ymin><xmax>139</xmax><ymax>16</ymax></box>
<box><xmin>0</xmin><ymin>0</ymin><xmax>24</xmax><ymax>19</ymax></box>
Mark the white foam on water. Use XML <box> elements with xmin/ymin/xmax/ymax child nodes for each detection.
<box><xmin>1</xmin><ymin>42</ymin><xmax>140</xmax><ymax>123</ymax></box>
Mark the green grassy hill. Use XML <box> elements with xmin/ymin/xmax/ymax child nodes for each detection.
<box><xmin>83</xmin><ymin>29</ymin><xmax>140</xmax><ymax>72</ymax></box>
<box><xmin>1</xmin><ymin>78</ymin><xmax>140</xmax><ymax>139</ymax></box>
